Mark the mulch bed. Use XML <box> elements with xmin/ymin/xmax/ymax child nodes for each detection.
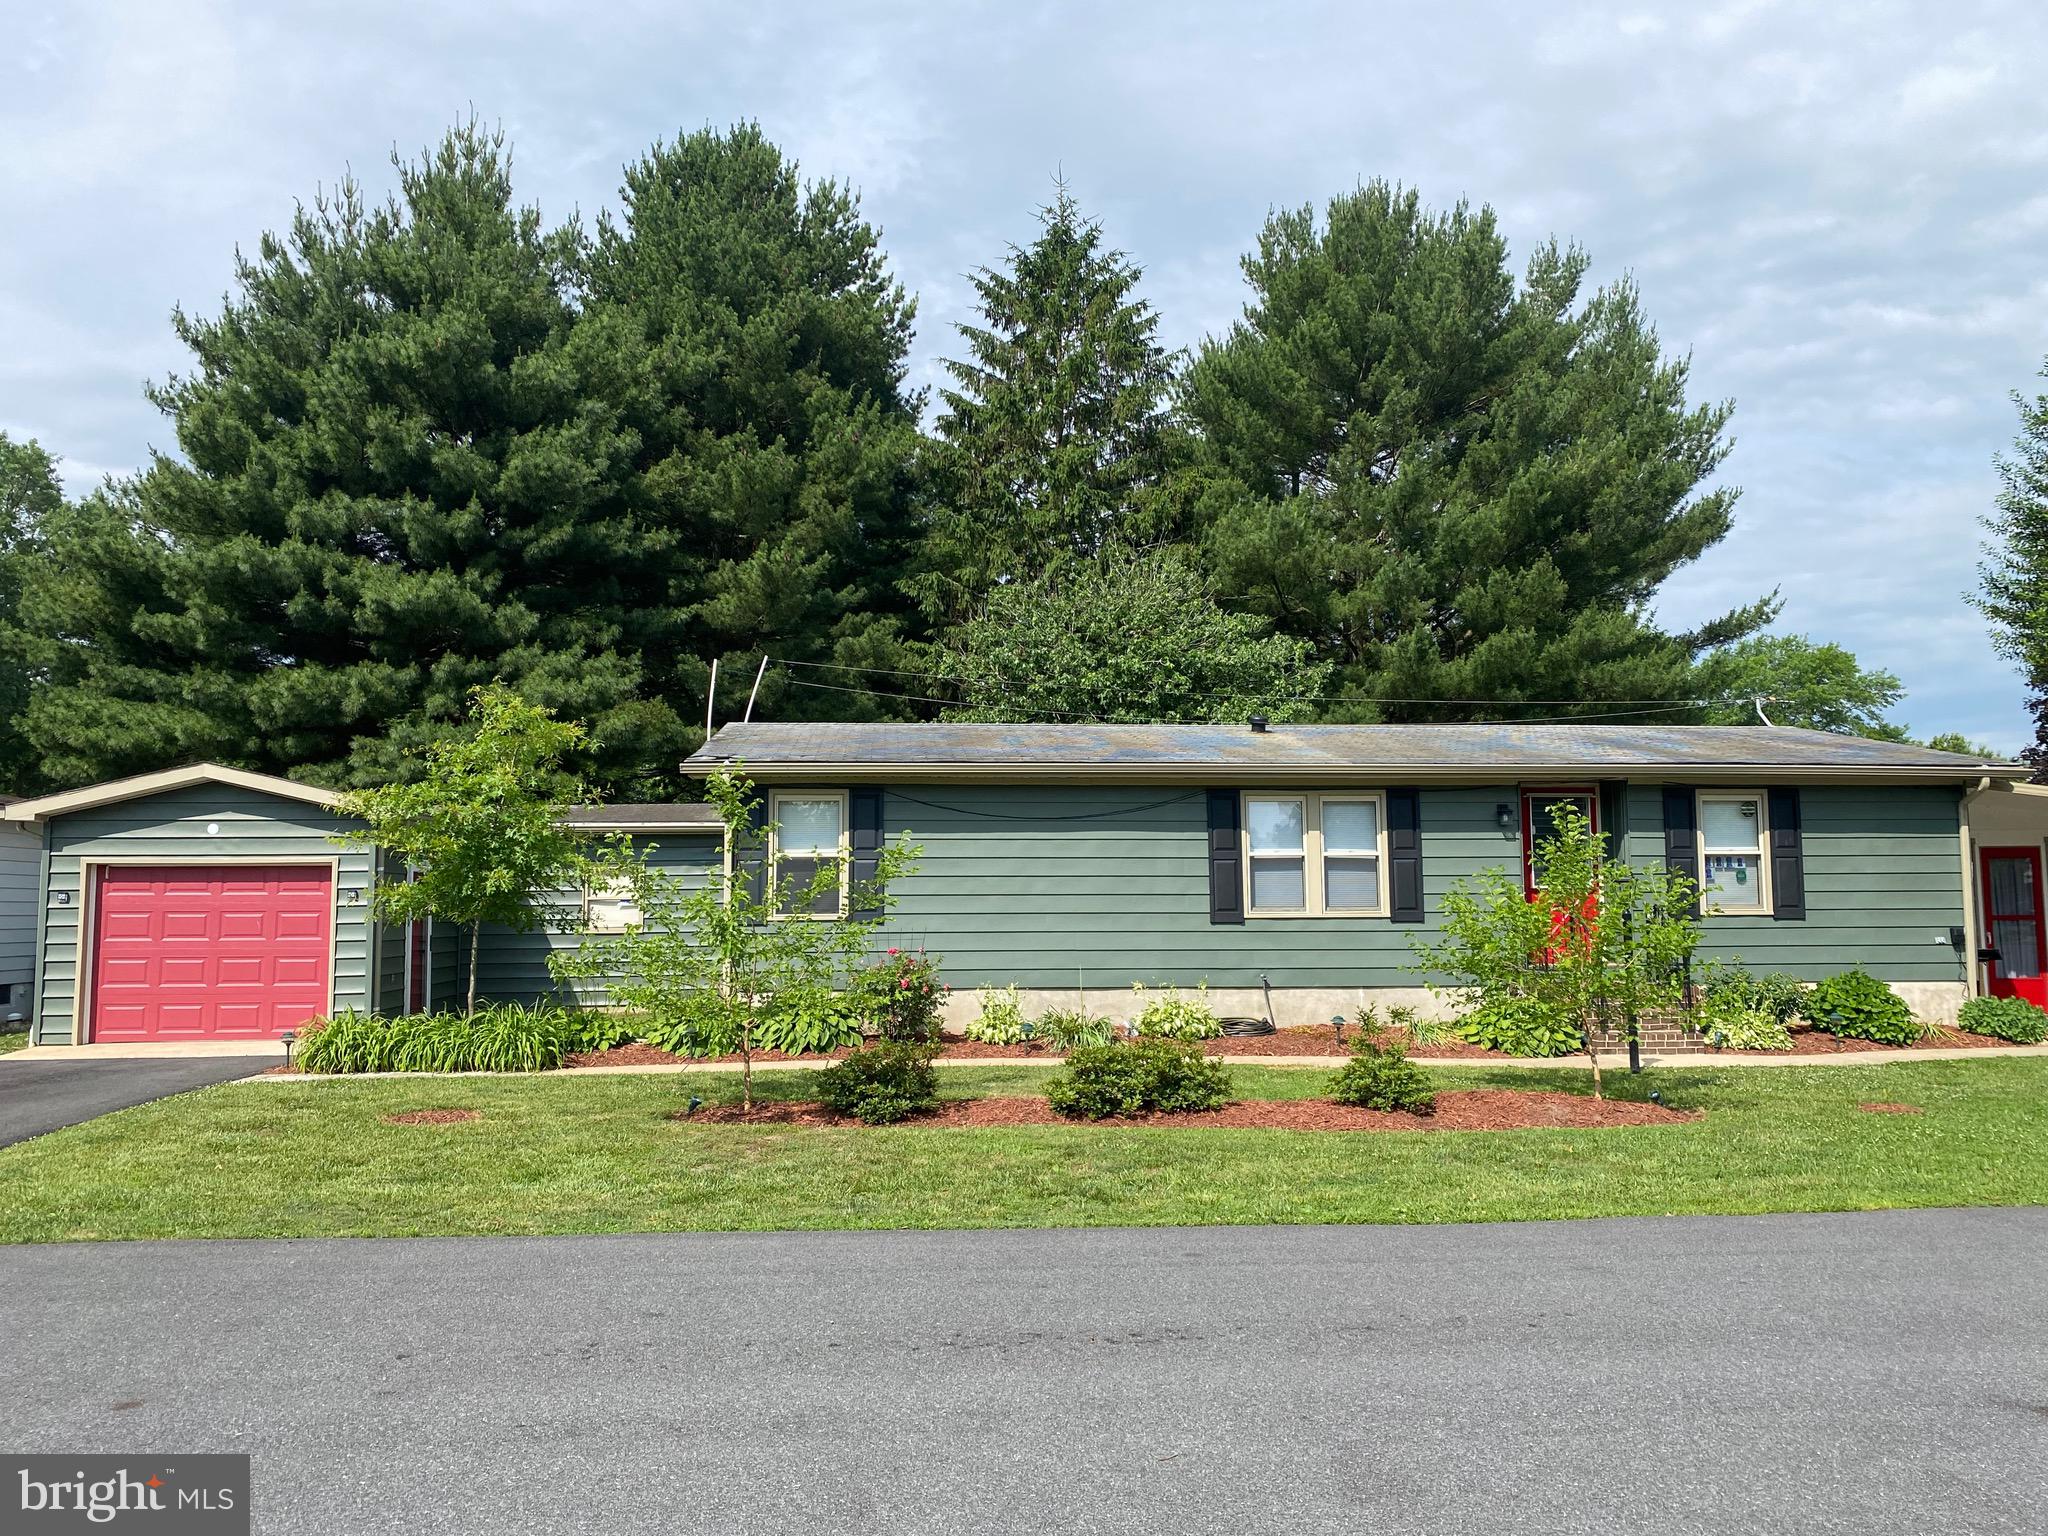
<box><xmin>1749</xmin><ymin>1026</ymin><xmax>2011</xmax><ymax>1055</ymax></box>
<box><xmin>379</xmin><ymin>1108</ymin><xmax>482</xmax><ymax>1125</ymax></box>
<box><xmin>1857</xmin><ymin>1102</ymin><xmax>1925</xmax><ymax>1115</ymax></box>
<box><xmin>670</xmin><ymin>1089</ymin><xmax>1697</xmax><ymax>1132</ymax></box>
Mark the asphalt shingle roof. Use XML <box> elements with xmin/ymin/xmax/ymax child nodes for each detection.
<box><xmin>687</xmin><ymin>722</ymin><xmax>2019</xmax><ymax>778</ymax></box>
<box><xmin>561</xmin><ymin>802</ymin><xmax>722</xmax><ymax>829</ymax></box>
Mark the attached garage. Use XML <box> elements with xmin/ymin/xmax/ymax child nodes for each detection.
<box><xmin>4</xmin><ymin>766</ymin><xmax>381</xmax><ymax>1046</ymax></box>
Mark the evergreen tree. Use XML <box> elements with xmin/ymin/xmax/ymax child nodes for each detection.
<box><xmin>18</xmin><ymin>122</ymin><xmax>682</xmax><ymax>793</ymax></box>
<box><xmin>1184</xmin><ymin>182</ymin><xmax>1771</xmax><ymax>720</ymax></box>
<box><xmin>1974</xmin><ymin>360</ymin><xmax>2048</xmax><ymax>780</ymax></box>
<box><xmin>913</xmin><ymin>184</ymin><xmax>1183</xmax><ymax>626</ymax></box>
<box><xmin>1693</xmin><ymin>634</ymin><xmax>1907</xmax><ymax>739</ymax></box>
<box><xmin>583</xmin><ymin>122</ymin><xmax>928</xmax><ymax>734</ymax></box>
<box><xmin>941</xmin><ymin>547</ymin><xmax>1330</xmax><ymax>722</ymax></box>
<box><xmin>0</xmin><ymin>433</ymin><xmax>64</xmax><ymax>789</ymax></box>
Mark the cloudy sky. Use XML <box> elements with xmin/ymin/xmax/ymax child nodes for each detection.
<box><xmin>5</xmin><ymin>1</ymin><xmax>2044</xmax><ymax>746</ymax></box>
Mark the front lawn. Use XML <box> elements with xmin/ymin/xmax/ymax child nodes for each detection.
<box><xmin>0</xmin><ymin>1029</ymin><xmax>28</xmax><ymax>1056</ymax></box>
<box><xmin>1</xmin><ymin>1059</ymin><xmax>2043</xmax><ymax>1243</ymax></box>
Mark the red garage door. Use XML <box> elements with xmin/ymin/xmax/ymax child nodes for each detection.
<box><xmin>89</xmin><ymin>865</ymin><xmax>332</xmax><ymax>1042</ymax></box>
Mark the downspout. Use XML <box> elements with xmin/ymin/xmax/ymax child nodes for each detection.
<box><xmin>1958</xmin><ymin>777</ymin><xmax>1990</xmax><ymax>1000</ymax></box>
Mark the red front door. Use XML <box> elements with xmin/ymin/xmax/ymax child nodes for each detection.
<box><xmin>1979</xmin><ymin>847</ymin><xmax>2048</xmax><ymax>1008</ymax></box>
<box><xmin>89</xmin><ymin>865</ymin><xmax>333</xmax><ymax>1041</ymax></box>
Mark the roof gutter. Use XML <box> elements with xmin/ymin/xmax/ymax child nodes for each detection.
<box><xmin>680</xmin><ymin>760</ymin><xmax>2028</xmax><ymax>787</ymax></box>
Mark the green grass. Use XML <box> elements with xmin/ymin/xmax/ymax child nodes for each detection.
<box><xmin>1</xmin><ymin>1059</ymin><xmax>2043</xmax><ymax>1243</ymax></box>
<box><xmin>0</xmin><ymin>1029</ymin><xmax>28</xmax><ymax>1056</ymax></box>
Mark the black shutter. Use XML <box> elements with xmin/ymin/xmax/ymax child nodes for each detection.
<box><xmin>1598</xmin><ymin>780</ymin><xmax>1628</xmax><ymax>863</ymax></box>
<box><xmin>1206</xmin><ymin>790</ymin><xmax>1244</xmax><ymax>925</ymax></box>
<box><xmin>1387</xmin><ymin>786</ymin><xmax>1424</xmax><ymax>923</ymax></box>
<box><xmin>737</xmin><ymin>791</ymin><xmax>769</xmax><ymax>919</ymax></box>
<box><xmin>1767</xmin><ymin>787</ymin><xmax>1806</xmax><ymax>921</ymax></box>
<box><xmin>849</xmin><ymin>786</ymin><xmax>885</xmax><ymax>919</ymax></box>
<box><xmin>1662</xmin><ymin>787</ymin><xmax>1700</xmax><ymax>916</ymax></box>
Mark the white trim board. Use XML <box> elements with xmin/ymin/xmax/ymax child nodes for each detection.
<box><xmin>4</xmin><ymin>764</ymin><xmax>343</xmax><ymax>823</ymax></box>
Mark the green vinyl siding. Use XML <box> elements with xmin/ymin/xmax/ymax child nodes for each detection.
<box><xmin>869</xmin><ymin>784</ymin><xmax>1526</xmax><ymax>989</ymax></box>
<box><xmin>471</xmin><ymin>835</ymin><xmax>721</xmax><ymax>1008</ymax></box>
<box><xmin>0</xmin><ymin>823</ymin><xmax>38</xmax><ymax>1001</ymax></box>
<box><xmin>1625</xmin><ymin>783</ymin><xmax>1967</xmax><ymax>981</ymax></box>
<box><xmin>862</xmin><ymin>781</ymin><xmax>1969</xmax><ymax>991</ymax></box>
<box><xmin>32</xmin><ymin>784</ymin><xmax>374</xmax><ymax>1045</ymax></box>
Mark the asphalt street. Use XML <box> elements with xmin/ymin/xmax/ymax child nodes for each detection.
<box><xmin>2</xmin><ymin>1209</ymin><xmax>2044</xmax><ymax>1534</ymax></box>
<box><xmin>0</xmin><ymin>1054</ymin><xmax>271</xmax><ymax>1147</ymax></box>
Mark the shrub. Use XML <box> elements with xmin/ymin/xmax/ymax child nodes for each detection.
<box><xmin>1045</xmin><ymin>1039</ymin><xmax>1231</xmax><ymax>1120</ymax></box>
<box><xmin>1034</xmin><ymin>1006</ymin><xmax>1115</xmax><ymax>1051</ymax></box>
<box><xmin>563</xmin><ymin>1010</ymin><xmax>644</xmax><ymax>1054</ymax></box>
<box><xmin>965</xmin><ymin>985</ymin><xmax>1031</xmax><ymax>1045</ymax></box>
<box><xmin>1958</xmin><ymin>994</ymin><xmax>2048</xmax><ymax>1044</ymax></box>
<box><xmin>815</xmin><ymin>1042</ymin><xmax>940</xmax><ymax>1124</ymax></box>
<box><xmin>851</xmin><ymin>949</ymin><xmax>948</xmax><ymax>1042</ymax></box>
<box><xmin>1802</xmin><ymin>969</ymin><xmax>1921</xmax><ymax>1045</ymax></box>
<box><xmin>1698</xmin><ymin>1006</ymin><xmax>1794</xmax><ymax>1052</ymax></box>
<box><xmin>1695</xmin><ymin>959</ymin><xmax>1805</xmax><ymax>1023</ymax></box>
<box><xmin>1131</xmin><ymin>983</ymin><xmax>1222</xmax><ymax>1040</ymax></box>
<box><xmin>1328</xmin><ymin>1039</ymin><xmax>1436</xmax><ymax>1113</ymax></box>
<box><xmin>1456</xmin><ymin>996</ymin><xmax>1583</xmax><ymax>1057</ymax></box>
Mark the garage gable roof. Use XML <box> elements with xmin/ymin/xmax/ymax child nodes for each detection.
<box><xmin>1</xmin><ymin>763</ymin><xmax>344</xmax><ymax>823</ymax></box>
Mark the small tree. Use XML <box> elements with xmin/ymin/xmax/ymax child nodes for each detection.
<box><xmin>1413</xmin><ymin>806</ymin><xmax>1700</xmax><ymax>1096</ymax></box>
<box><xmin>552</xmin><ymin>767</ymin><xmax>920</xmax><ymax>1110</ymax></box>
<box><xmin>337</xmin><ymin>685</ymin><xmax>611</xmax><ymax>1014</ymax></box>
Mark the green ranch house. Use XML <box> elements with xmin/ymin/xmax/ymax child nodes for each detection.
<box><xmin>6</xmin><ymin>723</ymin><xmax>2047</xmax><ymax>1044</ymax></box>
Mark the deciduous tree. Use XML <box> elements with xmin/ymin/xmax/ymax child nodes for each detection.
<box><xmin>1974</xmin><ymin>359</ymin><xmax>2048</xmax><ymax>779</ymax></box>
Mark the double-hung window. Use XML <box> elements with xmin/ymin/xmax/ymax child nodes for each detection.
<box><xmin>1698</xmin><ymin>791</ymin><xmax>1769</xmax><ymax>915</ymax></box>
<box><xmin>1243</xmin><ymin>792</ymin><xmax>1388</xmax><ymax>917</ymax></box>
<box><xmin>1521</xmin><ymin>788</ymin><xmax>1597</xmax><ymax>897</ymax></box>
<box><xmin>770</xmin><ymin>791</ymin><xmax>848</xmax><ymax>918</ymax></box>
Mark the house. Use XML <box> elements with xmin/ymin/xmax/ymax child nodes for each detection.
<box><xmin>680</xmin><ymin>721</ymin><xmax>2037</xmax><ymax>1029</ymax></box>
<box><xmin>2</xmin><ymin>723</ymin><xmax>2038</xmax><ymax>1045</ymax></box>
<box><xmin>0</xmin><ymin>765</ymin><xmax>718</xmax><ymax>1046</ymax></box>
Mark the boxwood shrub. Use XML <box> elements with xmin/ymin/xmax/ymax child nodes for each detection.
<box><xmin>815</xmin><ymin>1041</ymin><xmax>940</xmax><ymax>1124</ymax></box>
<box><xmin>1045</xmin><ymin>1039</ymin><xmax>1231</xmax><ymax>1120</ymax></box>
<box><xmin>1328</xmin><ymin>1039</ymin><xmax>1436</xmax><ymax>1114</ymax></box>
<box><xmin>1800</xmin><ymin>969</ymin><xmax>1922</xmax><ymax>1046</ymax></box>
<box><xmin>1957</xmin><ymin>994</ymin><xmax>2048</xmax><ymax>1045</ymax></box>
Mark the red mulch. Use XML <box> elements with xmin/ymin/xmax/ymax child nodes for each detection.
<box><xmin>670</xmin><ymin>1090</ymin><xmax>1696</xmax><ymax>1132</ymax></box>
<box><xmin>1857</xmin><ymin>1102</ymin><xmax>1925</xmax><ymax>1115</ymax></box>
<box><xmin>380</xmin><ymin>1108</ymin><xmax>482</xmax><ymax>1125</ymax></box>
<box><xmin>1750</xmin><ymin>1026</ymin><xmax>2008</xmax><ymax>1055</ymax></box>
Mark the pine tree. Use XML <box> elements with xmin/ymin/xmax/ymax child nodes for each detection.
<box><xmin>583</xmin><ymin>123</ymin><xmax>928</xmax><ymax>735</ymax></box>
<box><xmin>0</xmin><ymin>433</ymin><xmax>64</xmax><ymax>790</ymax></box>
<box><xmin>913</xmin><ymin>184</ymin><xmax>1183</xmax><ymax>626</ymax></box>
<box><xmin>18</xmin><ymin>122</ymin><xmax>683</xmax><ymax>793</ymax></box>
<box><xmin>1184</xmin><ymin>182</ymin><xmax>1771</xmax><ymax>720</ymax></box>
<box><xmin>1974</xmin><ymin>361</ymin><xmax>2048</xmax><ymax>779</ymax></box>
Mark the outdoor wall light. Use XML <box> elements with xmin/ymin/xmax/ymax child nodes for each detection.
<box><xmin>1495</xmin><ymin>803</ymin><xmax>1514</xmax><ymax>831</ymax></box>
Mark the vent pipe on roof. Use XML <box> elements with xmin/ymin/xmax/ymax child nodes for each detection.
<box><xmin>1249</xmin><ymin>715</ymin><xmax>1270</xmax><ymax>733</ymax></box>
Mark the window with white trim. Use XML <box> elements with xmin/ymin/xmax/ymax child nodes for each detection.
<box><xmin>770</xmin><ymin>791</ymin><xmax>848</xmax><ymax>918</ymax></box>
<box><xmin>1698</xmin><ymin>791</ymin><xmax>1769</xmax><ymax>915</ymax></box>
<box><xmin>1242</xmin><ymin>791</ymin><xmax>1388</xmax><ymax>917</ymax></box>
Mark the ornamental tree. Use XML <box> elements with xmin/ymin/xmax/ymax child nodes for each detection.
<box><xmin>1414</xmin><ymin>805</ymin><xmax>1700</xmax><ymax>1097</ymax></box>
<box><xmin>1974</xmin><ymin>358</ymin><xmax>2048</xmax><ymax>780</ymax></box>
<box><xmin>552</xmin><ymin>766</ymin><xmax>919</xmax><ymax>1110</ymax></box>
<box><xmin>337</xmin><ymin>684</ymin><xmax>613</xmax><ymax>1013</ymax></box>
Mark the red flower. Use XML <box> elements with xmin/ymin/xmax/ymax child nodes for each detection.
<box><xmin>900</xmin><ymin>978</ymin><xmax>913</xmax><ymax>990</ymax></box>
<box><xmin>887</xmin><ymin>947</ymin><xmax>900</xmax><ymax>957</ymax></box>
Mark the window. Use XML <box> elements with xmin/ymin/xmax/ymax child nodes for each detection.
<box><xmin>1698</xmin><ymin>791</ymin><xmax>1769</xmax><ymax>915</ymax></box>
<box><xmin>1242</xmin><ymin>791</ymin><xmax>1387</xmax><ymax>917</ymax></box>
<box><xmin>585</xmin><ymin>877</ymin><xmax>640</xmax><ymax>934</ymax></box>
<box><xmin>1521</xmin><ymin>789</ymin><xmax>1597</xmax><ymax>896</ymax></box>
<box><xmin>770</xmin><ymin>791</ymin><xmax>847</xmax><ymax>918</ymax></box>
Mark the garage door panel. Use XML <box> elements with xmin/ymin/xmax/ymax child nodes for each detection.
<box><xmin>90</xmin><ymin>865</ymin><xmax>331</xmax><ymax>1042</ymax></box>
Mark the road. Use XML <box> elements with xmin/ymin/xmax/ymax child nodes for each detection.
<box><xmin>0</xmin><ymin>1054</ymin><xmax>271</xmax><ymax>1147</ymax></box>
<box><xmin>2</xmin><ymin>1210</ymin><xmax>2044</xmax><ymax>1534</ymax></box>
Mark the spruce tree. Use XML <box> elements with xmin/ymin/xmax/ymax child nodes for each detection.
<box><xmin>583</xmin><ymin>123</ymin><xmax>928</xmax><ymax>734</ymax></box>
<box><xmin>913</xmin><ymin>184</ymin><xmax>1183</xmax><ymax>627</ymax></box>
<box><xmin>18</xmin><ymin>122</ymin><xmax>683</xmax><ymax>793</ymax></box>
<box><xmin>1184</xmin><ymin>182</ymin><xmax>1770</xmax><ymax>719</ymax></box>
<box><xmin>1974</xmin><ymin>361</ymin><xmax>2048</xmax><ymax>779</ymax></box>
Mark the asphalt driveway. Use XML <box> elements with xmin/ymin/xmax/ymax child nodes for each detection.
<box><xmin>0</xmin><ymin>1054</ymin><xmax>272</xmax><ymax>1147</ymax></box>
<box><xmin>3</xmin><ymin>1208</ymin><xmax>2044</xmax><ymax>1534</ymax></box>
